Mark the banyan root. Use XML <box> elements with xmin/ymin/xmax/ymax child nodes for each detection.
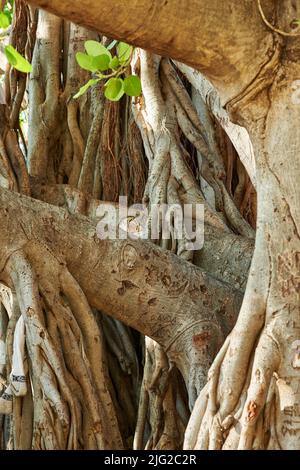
<box><xmin>184</xmin><ymin>303</ymin><xmax>300</xmax><ymax>450</ymax></box>
<box><xmin>1</xmin><ymin>246</ymin><xmax>123</xmax><ymax>449</ymax></box>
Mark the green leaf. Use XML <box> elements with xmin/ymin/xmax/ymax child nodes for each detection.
<box><xmin>124</xmin><ymin>75</ymin><xmax>142</xmax><ymax>97</ymax></box>
<box><xmin>294</xmin><ymin>19</ymin><xmax>300</xmax><ymax>25</ymax></box>
<box><xmin>73</xmin><ymin>78</ymin><xmax>100</xmax><ymax>99</ymax></box>
<box><xmin>92</xmin><ymin>54</ymin><xmax>110</xmax><ymax>71</ymax></box>
<box><xmin>0</xmin><ymin>11</ymin><xmax>10</xmax><ymax>29</ymax></box>
<box><xmin>104</xmin><ymin>78</ymin><xmax>124</xmax><ymax>101</ymax></box>
<box><xmin>4</xmin><ymin>45</ymin><xmax>32</xmax><ymax>73</ymax></box>
<box><xmin>117</xmin><ymin>42</ymin><xmax>133</xmax><ymax>64</ymax></box>
<box><xmin>76</xmin><ymin>52</ymin><xmax>110</xmax><ymax>72</ymax></box>
<box><xmin>84</xmin><ymin>40</ymin><xmax>112</xmax><ymax>60</ymax></box>
<box><xmin>76</xmin><ymin>52</ymin><xmax>96</xmax><ymax>72</ymax></box>
<box><xmin>109</xmin><ymin>56</ymin><xmax>119</xmax><ymax>70</ymax></box>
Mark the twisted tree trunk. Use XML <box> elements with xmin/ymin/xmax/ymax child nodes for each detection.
<box><xmin>186</xmin><ymin>58</ymin><xmax>300</xmax><ymax>450</ymax></box>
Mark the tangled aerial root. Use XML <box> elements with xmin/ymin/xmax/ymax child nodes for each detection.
<box><xmin>184</xmin><ymin>301</ymin><xmax>300</xmax><ymax>450</ymax></box>
<box><xmin>0</xmin><ymin>244</ymin><xmax>123</xmax><ymax>449</ymax></box>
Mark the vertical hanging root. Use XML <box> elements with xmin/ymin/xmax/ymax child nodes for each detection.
<box><xmin>131</xmin><ymin>50</ymin><xmax>249</xmax><ymax>448</ymax></box>
<box><xmin>132</xmin><ymin>51</ymin><xmax>204</xmax><ymax>447</ymax></box>
<box><xmin>237</xmin><ymin>330</ymin><xmax>280</xmax><ymax>450</ymax></box>
<box><xmin>134</xmin><ymin>338</ymin><xmax>189</xmax><ymax>450</ymax></box>
<box><xmin>3</xmin><ymin>245</ymin><xmax>123</xmax><ymax>449</ymax></box>
<box><xmin>184</xmin><ymin>334</ymin><xmax>230</xmax><ymax>449</ymax></box>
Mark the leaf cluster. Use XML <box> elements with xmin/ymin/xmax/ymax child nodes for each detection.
<box><xmin>74</xmin><ymin>40</ymin><xmax>141</xmax><ymax>101</ymax></box>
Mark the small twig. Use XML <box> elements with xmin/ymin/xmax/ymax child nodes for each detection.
<box><xmin>257</xmin><ymin>0</ymin><xmax>300</xmax><ymax>37</ymax></box>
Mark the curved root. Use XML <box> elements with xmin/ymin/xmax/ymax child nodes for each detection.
<box><xmin>3</xmin><ymin>245</ymin><xmax>123</xmax><ymax>449</ymax></box>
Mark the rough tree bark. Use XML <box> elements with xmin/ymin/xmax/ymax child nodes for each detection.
<box><xmin>1</xmin><ymin>2</ymin><xmax>254</xmax><ymax>449</ymax></box>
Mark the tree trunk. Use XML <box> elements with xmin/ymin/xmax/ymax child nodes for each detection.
<box><xmin>185</xmin><ymin>29</ymin><xmax>300</xmax><ymax>451</ymax></box>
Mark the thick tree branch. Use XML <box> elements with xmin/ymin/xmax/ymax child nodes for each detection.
<box><xmin>0</xmin><ymin>188</ymin><xmax>242</xmax><ymax>390</ymax></box>
<box><xmin>30</xmin><ymin>182</ymin><xmax>253</xmax><ymax>291</ymax></box>
<box><xmin>28</xmin><ymin>0</ymin><xmax>274</xmax><ymax>103</ymax></box>
<box><xmin>0</xmin><ymin>189</ymin><xmax>242</xmax><ymax>344</ymax></box>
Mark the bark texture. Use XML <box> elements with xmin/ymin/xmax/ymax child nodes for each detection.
<box><xmin>28</xmin><ymin>0</ymin><xmax>274</xmax><ymax>104</ymax></box>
